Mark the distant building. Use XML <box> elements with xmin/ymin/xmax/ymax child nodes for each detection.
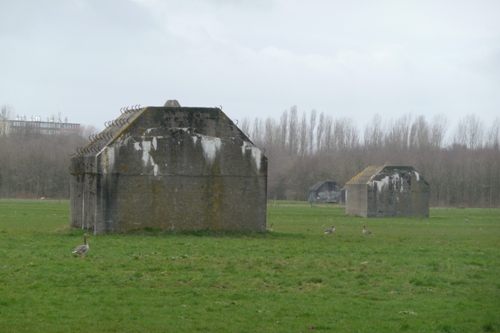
<box><xmin>70</xmin><ymin>101</ymin><xmax>268</xmax><ymax>234</ymax></box>
<box><xmin>345</xmin><ymin>164</ymin><xmax>429</xmax><ymax>218</ymax></box>
<box><xmin>0</xmin><ymin>116</ymin><xmax>80</xmax><ymax>136</ymax></box>
<box><xmin>308</xmin><ymin>180</ymin><xmax>340</xmax><ymax>203</ymax></box>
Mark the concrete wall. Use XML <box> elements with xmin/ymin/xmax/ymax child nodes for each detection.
<box><xmin>70</xmin><ymin>154</ymin><xmax>98</xmax><ymax>230</ymax></box>
<box><xmin>367</xmin><ymin>167</ymin><xmax>429</xmax><ymax>217</ymax></box>
<box><xmin>70</xmin><ymin>107</ymin><xmax>267</xmax><ymax>233</ymax></box>
<box><xmin>345</xmin><ymin>184</ymin><xmax>368</xmax><ymax>217</ymax></box>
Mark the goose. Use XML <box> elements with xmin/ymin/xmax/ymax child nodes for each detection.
<box><xmin>73</xmin><ymin>234</ymin><xmax>90</xmax><ymax>257</ymax></box>
<box><xmin>267</xmin><ymin>223</ymin><xmax>274</xmax><ymax>232</ymax></box>
<box><xmin>324</xmin><ymin>225</ymin><xmax>335</xmax><ymax>234</ymax></box>
<box><xmin>363</xmin><ymin>226</ymin><xmax>372</xmax><ymax>235</ymax></box>
<box><xmin>464</xmin><ymin>219</ymin><xmax>469</xmax><ymax>223</ymax></box>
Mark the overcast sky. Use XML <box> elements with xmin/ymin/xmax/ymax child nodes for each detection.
<box><xmin>1</xmin><ymin>0</ymin><xmax>499</xmax><ymax>135</ymax></box>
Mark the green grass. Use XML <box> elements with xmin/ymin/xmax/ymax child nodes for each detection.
<box><xmin>0</xmin><ymin>199</ymin><xmax>499</xmax><ymax>332</ymax></box>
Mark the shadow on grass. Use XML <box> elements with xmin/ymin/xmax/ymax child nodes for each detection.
<box><xmin>127</xmin><ymin>227</ymin><xmax>307</xmax><ymax>239</ymax></box>
<box><xmin>62</xmin><ymin>226</ymin><xmax>306</xmax><ymax>239</ymax></box>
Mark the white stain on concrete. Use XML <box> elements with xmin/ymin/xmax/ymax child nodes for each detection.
<box><xmin>141</xmin><ymin>140</ymin><xmax>152</xmax><ymax>166</ymax></box>
<box><xmin>200</xmin><ymin>136</ymin><xmax>221</xmax><ymax>163</ymax></box>
<box><xmin>102</xmin><ymin>146</ymin><xmax>115</xmax><ymax>174</ymax></box>
<box><xmin>138</xmin><ymin>138</ymin><xmax>160</xmax><ymax>175</ymax></box>
<box><xmin>371</xmin><ymin>176</ymin><xmax>390</xmax><ymax>193</ymax></box>
<box><xmin>241</xmin><ymin>141</ymin><xmax>262</xmax><ymax>170</ymax></box>
<box><xmin>152</xmin><ymin>136</ymin><xmax>157</xmax><ymax>150</ymax></box>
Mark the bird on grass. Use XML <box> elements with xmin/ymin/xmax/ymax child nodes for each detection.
<box><xmin>324</xmin><ymin>225</ymin><xmax>335</xmax><ymax>234</ymax></box>
<box><xmin>363</xmin><ymin>226</ymin><xmax>372</xmax><ymax>235</ymax></box>
<box><xmin>73</xmin><ymin>234</ymin><xmax>90</xmax><ymax>257</ymax></box>
<box><xmin>267</xmin><ymin>223</ymin><xmax>274</xmax><ymax>232</ymax></box>
<box><xmin>464</xmin><ymin>219</ymin><xmax>469</xmax><ymax>223</ymax></box>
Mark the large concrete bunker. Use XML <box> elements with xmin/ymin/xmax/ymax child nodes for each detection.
<box><xmin>70</xmin><ymin>102</ymin><xmax>267</xmax><ymax>234</ymax></box>
<box><xmin>345</xmin><ymin>164</ymin><xmax>429</xmax><ymax>218</ymax></box>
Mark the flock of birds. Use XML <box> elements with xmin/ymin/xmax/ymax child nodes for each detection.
<box><xmin>74</xmin><ymin>218</ymin><xmax>473</xmax><ymax>256</ymax></box>
<box><xmin>72</xmin><ymin>222</ymin><xmax>370</xmax><ymax>257</ymax></box>
<box><xmin>324</xmin><ymin>225</ymin><xmax>372</xmax><ymax>235</ymax></box>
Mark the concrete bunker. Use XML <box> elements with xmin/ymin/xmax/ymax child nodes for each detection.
<box><xmin>308</xmin><ymin>180</ymin><xmax>340</xmax><ymax>203</ymax></box>
<box><xmin>345</xmin><ymin>164</ymin><xmax>429</xmax><ymax>218</ymax></box>
<box><xmin>70</xmin><ymin>101</ymin><xmax>267</xmax><ymax>234</ymax></box>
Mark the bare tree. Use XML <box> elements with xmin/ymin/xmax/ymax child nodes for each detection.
<box><xmin>309</xmin><ymin>109</ymin><xmax>317</xmax><ymax>153</ymax></box>
<box><xmin>429</xmin><ymin>115</ymin><xmax>448</xmax><ymax>150</ymax></box>
<box><xmin>240</xmin><ymin>118</ymin><xmax>251</xmax><ymax>138</ymax></box>
<box><xmin>298</xmin><ymin>111</ymin><xmax>308</xmax><ymax>156</ymax></box>
<box><xmin>364</xmin><ymin>114</ymin><xmax>384</xmax><ymax>148</ymax></box>
<box><xmin>485</xmin><ymin>117</ymin><xmax>499</xmax><ymax>149</ymax></box>
<box><xmin>316</xmin><ymin>112</ymin><xmax>324</xmax><ymax>152</ymax></box>
<box><xmin>279</xmin><ymin>110</ymin><xmax>288</xmax><ymax>151</ymax></box>
<box><xmin>322</xmin><ymin>114</ymin><xmax>333</xmax><ymax>152</ymax></box>
<box><xmin>385</xmin><ymin>113</ymin><xmax>412</xmax><ymax>150</ymax></box>
<box><xmin>288</xmin><ymin>106</ymin><xmax>299</xmax><ymax>155</ymax></box>
<box><xmin>453</xmin><ymin>114</ymin><xmax>484</xmax><ymax>149</ymax></box>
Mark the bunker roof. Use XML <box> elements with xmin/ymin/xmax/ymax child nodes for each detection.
<box><xmin>346</xmin><ymin>164</ymin><xmax>422</xmax><ymax>185</ymax></box>
<box><xmin>346</xmin><ymin>165</ymin><xmax>385</xmax><ymax>185</ymax></box>
<box><xmin>73</xmin><ymin>104</ymin><xmax>247</xmax><ymax>158</ymax></box>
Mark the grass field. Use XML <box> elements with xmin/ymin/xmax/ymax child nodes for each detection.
<box><xmin>0</xmin><ymin>199</ymin><xmax>499</xmax><ymax>332</ymax></box>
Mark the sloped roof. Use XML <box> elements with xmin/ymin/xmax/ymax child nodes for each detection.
<box><xmin>309</xmin><ymin>180</ymin><xmax>337</xmax><ymax>191</ymax></box>
<box><xmin>346</xmin><ymin>164</ymin><xmax>426</xmax><ymax>185</ymax></box>
<box><xmin>74</xmin><ymin>106</ymin><xmax>144</xmax><ymax>156</ymax></box>
<box><xmin>346</xmin><ymin>165</ymin><xmax>385</xmax><ymax>185</ymax></box>
<box><xmin>72</xmin><ymin>105</ymin><xmax>249</xmax><ymax>158</ymax></box>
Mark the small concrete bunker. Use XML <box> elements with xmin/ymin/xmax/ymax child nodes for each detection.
<box><xmin>70</xmin><ymin>101</ymin><xmax>267</xmax><ymax>234</ymax></box>
<box><xmin>345</xmin><ymin>164</ymin><xmax>429</xmax><ymax>218</ymax></box>
<box><xmin>308</xmin><ymin>180</ymin><xmax>340</xmax><ymax>203</ymax></box>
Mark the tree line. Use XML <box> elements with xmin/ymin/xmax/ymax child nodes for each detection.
<box><xmin>241</xmin><ymin>107</ymin><xmax>500</xmax><ymax>208</ymax></box>
<box><xmin>0</xmin><ymin>105</ymin><xmax>96</xmax><ymax>199</ymax></box>
<box><xmin>1</xmin><ymin>105</ymin><xmax>498</xmax><ymax>208</ymax></box>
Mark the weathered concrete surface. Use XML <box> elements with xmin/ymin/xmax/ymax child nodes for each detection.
<box><xmin>345</xmin><ymin>165</ymin><xmax>429</xmax><ymax>218</ymax></box>
<box><xmin>70</xmin><ymin>106</ymin><xmax>267</xmax><ymax>233</ymax></box>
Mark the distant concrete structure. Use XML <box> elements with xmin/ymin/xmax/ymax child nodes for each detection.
<box><xmin>308</xmin><ymin>180</ymin><xmax>340</xmax><ymax>203</ymax></box>
<box><xmin>0</xmin><ymin>115</ymin><xmax>80</xmax><ymax>136</ymax></box>
<box><xmin>70</xmin><ymin>100</ymin><xmax>267</xmax><ymax>234</ymax></box>
<box><xmin>345</xmin><ymin>164</ymin><xmax>429</xmax><ymax>218</ymax></box>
